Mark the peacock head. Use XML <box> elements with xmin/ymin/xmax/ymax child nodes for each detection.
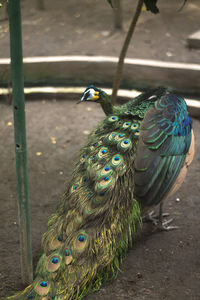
<box><xmin>79</xmin><ymin>85</ymin><xmax>102</xmax><ymax>103</ymax></box>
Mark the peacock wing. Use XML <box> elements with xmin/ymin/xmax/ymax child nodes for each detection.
<box><xmin>134</xmin><ymin>94</ymin><xmax>192</xmax><ymax>208</ymax></box>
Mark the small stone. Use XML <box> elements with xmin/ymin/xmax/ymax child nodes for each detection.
<box><xmin>7</xmin><ymin>122</ymin><xmax>13</xmax><ymax>126</ymax></box>
<box><xmin>179</xmin><ymin>240</ymin><xmax>183</xmax><ymax>247</ymax></box>
<box><xmin>166</xmin><ymin>51</ymin><xmax>173</xmax><ymax>57</ymax></box>
<box><xmin>101</xmin><ymin>31</ymin><xmax>110</xmax><ymax>37</ymax></box>
<box><xmin>166</xmin><ymin>32</ymin><xmax>171</xmax><ymax>37</ymax></box>
<box><xmin>83</xmin><ymin>130</ymin><xmax>90</xmax><ymax>135</ymax></box>
<box><xmin>59</xmin><ymin>171</ymin><xmax>63</xmax><ymax>175</ymax></box>
<box><xmin>137</xmin><ymin>272</ymin><xmax>143</xmax><ymax>278</ymax></box>
<box><xmin>176</xmin><ymin>198</ymin><xmax>180</xmax><ymax>202</ymax></box>
<box><xmin>143</xmin><ymin>288</ymin><xmax>151</xmax><ymax>294</ymax></box>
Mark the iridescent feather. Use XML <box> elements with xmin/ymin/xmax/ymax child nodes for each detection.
<box><xmin>3</xmin><ymin>86</ymin><xmax>194</xmax><ymax>300</ymax></box>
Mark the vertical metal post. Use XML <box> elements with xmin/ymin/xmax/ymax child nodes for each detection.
<box><xmin>8</xmin><ymin>0</ymin><xmax>33</xmax><ymax>284</ymax></box>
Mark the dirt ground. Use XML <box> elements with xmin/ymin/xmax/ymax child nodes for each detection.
<box><xmin>0</xmin><ymin>0</ymin><xmax>200</xmax><ymax>299</ymax></box>
<box><xmin>0</xmin><ymin>0</ymin><xmax>200</xmax><ymax>63</ymax></box>
<box><xmin>0</xmin><ymin>100</ymin><xmax>199</xmax><ymax>299</ymax></box>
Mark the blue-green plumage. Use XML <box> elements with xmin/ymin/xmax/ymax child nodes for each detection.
<box><xmin>134</xmin><ymin>93</ymin><xmax>192</xmax><ymax>208</ymax></box>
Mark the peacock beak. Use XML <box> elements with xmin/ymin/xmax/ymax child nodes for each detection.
<box><xmin>77</xmin><ymin>94</ymin><xmax>86</xmax><ymax>104</ymax></box>
<box><xmin>77</xmin><ymin>97</ymin><xmax>84</xmax><ymax>104</ymax></box>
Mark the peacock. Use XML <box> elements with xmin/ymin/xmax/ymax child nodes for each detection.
<box><xmin>3</xmin><ymin>86</ymin><xmax>194</xmax><ymax>300</ymax></box>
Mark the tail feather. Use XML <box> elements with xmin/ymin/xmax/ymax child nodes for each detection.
<box><xmin>4</xmin><ymin>114</ymin><xmax>142</xmax><ymax>300</ymax></box>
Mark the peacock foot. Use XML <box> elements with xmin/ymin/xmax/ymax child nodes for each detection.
<box><xmin>142</xmin><ymin>210</ymin><xmax>169</xmax><ymax>225</ymax></box>
<box><xmin>156</xmin><ymin>218</ymin><xmax>179</xmax><ymax>231</ymax></box>
<box><xmin>143</xmin><ymin>210</ymin><xmax>179</xmax><ymax>231</ymax></box>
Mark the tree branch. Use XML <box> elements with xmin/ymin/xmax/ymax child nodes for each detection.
<box><xmin>111</xmin><ymin>0</ymin><xmax>144</xmax><ymax>103</ymax></box>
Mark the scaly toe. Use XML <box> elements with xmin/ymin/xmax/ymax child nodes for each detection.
<box><xmin>157</xmin><ymin>219</ymin><xmax>179</xmax><ymax>231</ymax></box>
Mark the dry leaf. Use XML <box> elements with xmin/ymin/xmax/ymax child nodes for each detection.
<box><xmin>74</xmin><ymin>13</ymin><xmax>80</xmax><ymax>18</ymax></box>
<box><xmin>50</xmin><ymin>137</ymin><xmax>56</xmax><ymax>144</ymax></box>
<box><xmin>36</xmin><ymin>152</ymin><xmax>42</xmax><ymax>156</ymax></box>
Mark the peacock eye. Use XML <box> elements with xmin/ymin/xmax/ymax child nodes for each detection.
<box><xmin>39</xmin><ymin>281</ymin><xmax>48</xmax><ymax>287</ymax></box>
<box><xmin>104</xmin><ymin>166</ymin><xmax>110</xmax><ymax>171</ymax></box>
<box><xmin>28</xmin><ymin>295</ymin><xmax>34</xmax><ymax>299</ymax></box>
<box><xmin>99</xmin><ymin>191</ymin><xmax>105</xmax><ymax>196</ymax></box>
<box><xmin>78</xmin><ymin>234</ymin><xmax>86</xmax><ymax>242</ymax></box>
<box><xmin>51</xmin><ymin>257</ymin><xmax>60</xmax><ymax>264</ymax></box>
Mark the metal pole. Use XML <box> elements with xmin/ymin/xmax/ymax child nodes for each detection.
<box><xmin>8</xmin><ymin>0</ymin><xmax>33</xmax><ymax>284</ymax></box>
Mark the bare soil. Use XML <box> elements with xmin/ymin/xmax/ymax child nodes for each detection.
<box><xmin>0</xmin><ymin>0</ymin><xmax>200</xmax><ymax>63</ymax></box>
<box><xmin>0</xmin><ymin>0</ymin><xmax>200</xmax><ymax>299</ymax></box>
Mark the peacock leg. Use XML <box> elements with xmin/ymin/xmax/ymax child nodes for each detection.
<box><xmin>156</xmin><ymin>202</ymin><xmax>179</xmax><ymax>231</ymax></box>
<box><xmin>142</xmin><ymin>209</ymin><xmax>169</xmax><ymax>225</ymax></box>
